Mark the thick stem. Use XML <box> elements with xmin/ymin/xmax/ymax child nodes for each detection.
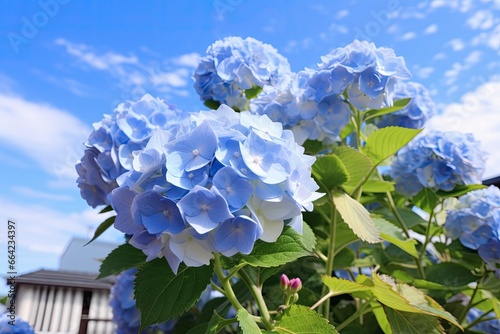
<box><xmin>311</xmin><ymin>292</ymin><xmax>334</xmax><ymax>311</ymax></box>
<box><xmin>213</xmin><ymin>253</ymin><xmax>244</xmax><ymax>311</ymax></box>
<box><xmin>417</xmin><ymin>207</ymin><xmax>436</xmax><ymax>279</ymax></box>
<box><xmin>451</xmin><ymin>277</ymin><xmax>485</xmax><ymax>334</ymax></box>
<box><xmin>321</xmin><ymin>201</ymin><xmax>338</xmax><ymax>319</ymax></box>
<box><xmin>239</xmin><ymin>269</ymin><xmax>274</xmax><ymax>330</ymax></box>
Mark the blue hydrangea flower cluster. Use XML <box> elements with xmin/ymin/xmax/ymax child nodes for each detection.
<box><xmin>109</xmin><ymin>105</ymin><xmax>322</xmax><ymax>273</ymax></box>
<box><xmin>390</xmin><ymin>130</ymin><xmax>486</xmax><ymax>197</ymax></box>
<box><xmin>445</xmin><ymin>186</ymin><xmax>500</xmax><ymax>278</ymax></box>
<box><xmin>251</xmin><ymin>40</ymin><xmax>411</xmax><ymax>144</ymax></box>
<box><xmin>76</xmin><ymin>94</ymin><xmax>189</xmax><ymax>208</ymax></box>
<box><xmin>193</xmin><ymin>36</ymin><xmax>292</xmax><ymax>111</ymax></box>
<box><xmin>375</xmin><ymin>81</ymin><xmax>436</xmax><ymax>129</ymax></box>
<box><xmin>0</xmin><ymin>313</ymin><xmax>35</xmax><ymax>334</ymax></box>
<box><xmin>466</xmin><ymin>307</ymin><xmax>500</xmax><ymax>333</ymax></box>
<box><xmin>110</xmin><ymin>269</ymin><xmax>175</xmax><ymax>334</ymax></box>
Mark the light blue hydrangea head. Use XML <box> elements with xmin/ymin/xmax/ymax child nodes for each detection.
<box><xmin>390</xmin><ymin>130</ymin><xmax>486</xmax><ymax>197</ymax></box>
<box><xmin>0</xmin><ymin>313</ymin><xmax>35</xmax><ymax>334</ymax></box>
<box><xmin>319</xmin><ymin>40</ymin><xmax>411</xmax><ymax>110</ymax></box>
<box><xmin>109</xmin><ymin>104</ymin><xmax>323</xmax><ymax>273</ymax></box>
<box><xmin>110</xmin><ymin>268</ymin><xmax>175</xmax><ymax>334</ymax></box>
<box><xmin>76</xmin><ymin>94</ymin><xmax>190</xmax><ymax>208</ymax></box>
<box><xmin>466</xmin><ymin>307</ymin><xmax>500</xmax><ymax>333</ymax></box>
<box><xmin>445</xmin><ymin>186</ymin><xmax>500</xmax><ymax>278</ymax></box>
<box><xmin>194</xmin><ymin>36</ymin><xmax>292</xmax><ymax>111</ymax></box>
<box><xmin>375</xmin><ymin>81</ymin><xmax>436</xmax><ymax>129</ymax></box>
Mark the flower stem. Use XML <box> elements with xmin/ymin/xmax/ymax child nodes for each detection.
<box><xmin>213</xmin><ymin>253</ymin><xmax>244</xmax><ymax>311</ymax></box>
<box><xmin>321</xmin><ymin>199</ymin><xmax>338</xmax><ymax>319</ymax></box>
<box><xmin>451</xmin><ymin>276</ymin><xmax>485</xmax><ymax>334</ymax></box>
<box><xmin>239</xmin><ymin>268</ymin><xmax>274</xmax><ymax>330</ymax></box>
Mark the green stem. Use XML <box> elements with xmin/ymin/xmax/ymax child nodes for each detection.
<box><xmin>213</xmin><ymin>253</ymin><xmax>244</xmax><ymax>311</ymax></box>
<box><xmin>451</xmin><ymin>277</ymin><xmax>485</xmax><ymax>334</ymax></box>
<box><xmin>239</xmin><ymin>268</ymin><xmax>274</xmax><ymax>330</ymax></box>
<box><xmin>311</xmin><ymin>292</ymin><xmax>334</xmax><ymax>311</ymax></box>
<box><xmin>321</xmin><ymin>200</ymin><xmax>338</xmax><ymax>319</ymax></box>
<box><xmin>417</xmin><ymin>208</ymin><xmax>436</xmax><ymax>279</ymax></box>
<box><xmin>463</xmin><ymin>308</ymin><xmax>495</xmax><ymax>330</ymax></box>
<box><xmin>335</xmin><ymin>300</ymin><xmax>373</xmax><ymax>332</ymax></box>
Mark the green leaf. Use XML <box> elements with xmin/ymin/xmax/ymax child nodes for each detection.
<box><xmin>340</xmin><ymin>123</ymin><xmax>355</xmax><ymax>139</ymax></box>
<box><xmin>364</xmin><ymin>126</ymin><xmax>422</xmax><ymax>165</ymax></box>
<box><xmin>135</xmin><ymin>260</ymin><xmax>213</xmax><ymax>330</ymax></box>
<box><xmin>237</xmin><ymin>309</ymin><xmax>261</xmax><ymax>334</ymax></box>
<box><xmin>312</xmin><ymin>155</ymin><xmax>350</xmax><ymax>191</ymax></box>
<box><xmin>97</xmin><ymin>243</ymin><xmax>146</xmax><ymax>279</ymax></box>
<box><xmin>363</xmin><ymin>98</ymin><xmax>411</xmax><ymax>122</ymax></box>
<box><xmin>367</xmin><ymin>274</ymin><xmax>422</xmax><ymax>313</ymax></box>
<box><xmin>303</xmin><ymin>139</ymin><xmax>325</xmax><ymax>155</ymax></box>
<box><xmin>332</xmin><ymin>192</ymin><xmax>381</xmax><ymax>243</ymax></box>
<box><xmin>224</xmin><ymin>225</ymin><xmax>314</xmax><ymax>268</ymax></box>
<box><xmin>362</xmin><ymin>180</ymin><xmax>395</xmax><ymax>193</ymax></box>
<box><xmin>411</xmin><ymin>279</ymin><xmax>469</xmax><ymax>291</ymax></box>
<box><xmin>370</xmin><ymin>301</ymin><xmax>393</xmax><ymax>334</ymax></box>
<box><xmin>394</xmin><ymin>282</ymin><xmax>462</xmax><ymax>329</ymax></box>
<box><xmin>425</xmin><ymin>263</ymin><xmax>476</xmax><ymax>287</ymax></box>
<box><xmin>85</xmin><ymin>216</ymin><xmax>116</xmax><ymax>246</ymax></box>
<box><xmin>245</xmin><ymin>85</ymin><xmax>263</xmax><ymax>99</ymax></box>
<box><xmin>384</xmin><ymin>307</ymin><xmax>444</xmax><ymax>334</ymax></box>
<box><xmin>204</xmin><ymin>99</ymin><xmax>221</xmax><ymax>110</ymax></box>
<box><xmin>322</xmin><ymin>276</ymin><xmax>371</xmax><ymax>296</ymax></box>
<box><xmin>413</xmin><ymin>188</ymin><xmax>439</xmax><ymax>213</ymax></box>
<box><xmin>274</xmin><ymin>305</ymin><xmax>339</xmax><ymax>334</ymax></box>
<box><xmin>99</xmin><ymin>205</ymin><xmax>113</xmax><ymax>213</ymax></box>
<box><xmin>206</xmin><ymin>311</ymin><xmax>231</xmax><ymax>334</ymax></box>
<box><xmin>301</xmin><ymin>221</ymin><xmax>317</xmax><ymax>252</ymax></box>
<box><xmin>334</xmin><ymin>146</ymin><xmax>373</xmax><ymax>194</ymax></box>
<box><xmin>436</xmin><ymin>184</ymin><xmax>486</xmax><ymax>198</ymax></box>
<box><xmin>373</xmin><ymin>217</ymin><xmax>418</xmax><ymax>258</ymax></box>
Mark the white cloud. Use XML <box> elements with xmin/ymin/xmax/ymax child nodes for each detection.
<box><xmin>11</xmin><ymin>186</ymin><xmax>74</xmax><ymax>202</ymax></box>
<box><xmin>0</xmin><ymin>197</ymin><xmax>122</xmax><ymax>275</ymax></box>
<box><xmin>415</xmin><ymin>66</ymin><xmax>435</xmax><ymax>79</ymax></box>
<box><xmin>444</xmin><ymin>62</ymin><xmax>465</xmax><ymax>85</ymax></box>
<box><xmin>424</xmin><ymin>24</ymin><xmax>438</xmax><ymax>34</ymax></box>
<box><xmin>429</xmin><ymin>0</ymin><xmax>474</xmax><ymax>12</ymax></box>
<box><xmin>471</xmin><ymin>25</ymin><xmax>500</xmax><ymax>51</ymax></box>
<box><xmin>464</xmin><ymin>50</ymin><xmax>482</xmax><ymax>65</ymax></box>
<box><xmin>426</xmin><ymin>80</ymin><xmax>500</xmax><ymax>178</ymax></box>
<box><xmin>336</xmin><ymin>9</ymin><xmax>349</xmax><ymax>19</ymax></box>
<box><xmin>448</xmin><ymin>38</ymin><xmax>465</xmax><ymax>51</ymax></box>
<box><xmin>467</xmin><ymin>10</ymin><xmax>496</xmax><ymax>30</ymax></box>
<box><xmin>400</xmin><ymin>32</ymin><xmax>417</xmax><ymax>41</ymax></box>
<box><xmin>55</xmin><ymin>39</ymin><xmax>198</xmax><ymax>98</ymax></box>
<box><xmin>433</xmin><ymin>52</ymin><xmax>447</xmax><ymax>60</ymax></box>
<box><xmin>0</xmin><ymin>93</ymin><xmax>89</xmax><ymax>182</ymax></box>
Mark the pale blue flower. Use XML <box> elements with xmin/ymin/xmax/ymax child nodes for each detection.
<box><xmin>212</xmin><ymin>167</ymin><xmax>253</xmax><ymax>212</ymax></box>
<box><xmin>194</xmin><ymin>36</ymin><xmax>292</xmax><ymax>110</ymax></box>
<box><xmin>0</xmin><ymin>313</ymin><xmax>35</xmax><ymax>334</ymax></box>
<box><xmin>376</xmin><ymin>81</ymin><xmax>436</xmax><ymax>129</ymax></box>
<box><xmin>445</xmin><ymin>186</ymin><xmax>500</xmax><ymax>278</ymax></box>
<box><xmin>466</xmin><ymin>307</ymin><xmax>500</xmax><ymax>334</ymax></box>
<box><xmin>390</xmin><ymin>131</ymin><xmax>486</xmax><ymax>197</ymax></box>
<box><xmin>214</xmin><ymin>215</ymin><xmax>263</xmax><ymax>256</ymax></box>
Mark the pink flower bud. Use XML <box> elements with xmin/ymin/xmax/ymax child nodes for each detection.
<box><xmin>289</xmin><ymin>278</ymin><xmax>302</xmax><ymax>292</ymax></box>
<box><xmin>280</xmin><ymin>274</ymin><xmax>290</xmax><ymax>291</ymax></box>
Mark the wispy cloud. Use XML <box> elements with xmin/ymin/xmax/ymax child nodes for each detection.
<box><xmin>424</xmin><ymin>24</ymin><xmax>438</xmax><ymax>34</ymax></box>
<box><xmin>0</xmin><ymin>93</ymin><xmax>89</xmax><ymax>182</ymax></box>
<box><xmin>426</xmin><ymin>79</ymin><xmax>500</xmax><ymax>178</ymax></box>
<box><xmin>433</xmin><ymin>52</ymin><xmax>447</xmax><ymax>61</ymax></box>
<box><xmin>472</xmin><ymin>25</ymin><xmax>500</xmax><ymax>51</ymax></box>
<box><xmin>11</xmin><ymin>186</ymin><xmax>74</xmax><ymax>202</ymax></box>
<box><xmin>55</xmin><ymin>38</ymin><xmax>200</xmax><ymax>98</ymax></box>
<box><xmin>467</xmin><ymin>10</ymin><xmax>497</xmax><ymax>30</ymax></box>
<box><xmin>428</xmin><ymin>0</ymin><xmax>474</xmax><ymax>13</ymax></box>
<box><xmin>414</xmin><ymin>66</ymin><xmax>435</xmax><ymax>79</ymax></box>
<box><xmin>400</xmin><ymin>32</ymin><xmax>417</xmax><ymax>41</ymax></box>
<box><xmin>448</xmin><ymin>38</ymin><xmax>465</xmax><ymax>51</ymax></box>
<box><xmin>336</xmin><ymin>9</ymin><xmax>349</xmax><ymax>20</ymax></box>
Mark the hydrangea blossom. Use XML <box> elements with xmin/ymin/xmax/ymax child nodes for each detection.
<box><xmin>109</xmin><ymin>105</ymin><xmax>323</xmax><ymax>273</ymax></box>
<box><xmin>375</xmin><ymin>81</ymin><xmax>436</xmax><ymax>129</ymax></box>
<box><xmin>194</xmin><ymin>36</ymin><xmax>292</xmax><ymax>111</ymax></box>
<box><xmin>390</xmin><ymin>130</ymin><xmax>486</xmax><ymax>197</ymax></box>
<box><xmin>0</xmin><ymin>313</ymin><xmax>35</xmax><ymax>334</ymax></box>
<box><xmin>251</xmin><ymin>40</ymin><xmax>411</xmax><ymax>144</ymax></box>
<box><xmin>318</xmin><ymin>40</ymin><xmax>411</xmax><ymax>110</ymax></box>
<box><xmin>466</xmin><ymin>307</ymin><xmax>500</xmax><ymax>333</ymax></box>
<box><xmin>76</xmin><ymin>94</ymin><xmax>189</xmax><ymax>208</ymax></box>
<box><xmin>445</xmin><ymin>186</ymin><xmax>500</xmax><ymax>278</ymax></box>
<box><xmin>110</xmin><ymin>269</ymin><xmax>175</xmax><ymax>334</ymax></box>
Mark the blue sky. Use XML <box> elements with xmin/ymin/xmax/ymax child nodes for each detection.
<box><xmin>1</xmin><ymin>0</ymin><xmax>500</xmax><ymax>294</ymax></box>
